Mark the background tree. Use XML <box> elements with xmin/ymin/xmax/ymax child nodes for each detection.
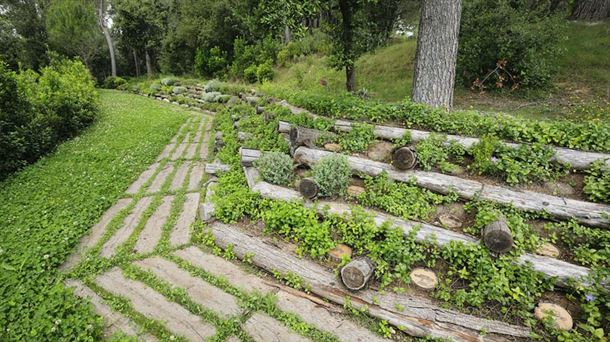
<box><xmin>97</xmin><ymin>0</ymin><xmax>116</xmax><ymax>76</ymax></box>
<box><xmin>45</xmin><ymin>0</ymin><xmax>102</xmax><ymax>70</ymax></box>
<box><xmin>571</xmin><ymin>0</ymin><xmax>610</xmax><ymax>20</ymax></box>
<box><xmin>412</xmin><ymin>0</ymin><xmax>462</xmax><ymax>109</ymax></box>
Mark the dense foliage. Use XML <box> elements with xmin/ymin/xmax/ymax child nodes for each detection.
<box><xmin>584</xmin><ymin>160</ymin><xmax>610</xmax><ymax>204</ymax></box>
<box><xmin>1</xmin><ymin>59</ymin><xmax>98</xmax><ymax>179</ymax></box>
<box><xmin>458</xmin><ymin>0</ymin><xmax>565</xmax><ymax>90</ymax></box>
<box><xmin>262</xmin><ymin>86</ymin><xmax>610</xmax><ymax>152</ymax></box>
<box><xmin>312</xmin><ymin>154</ymin><xmax>351</xmax><ymax>197</ymax></box>
<box><xmin>0</xmin><ymin>91</ymin><xmax>186</xmax><ymax>340</ymax></box>
<box><xmin>254</xmin><ymin>151</ymin><xmax>295</xmax><ymax>186</ymax></box>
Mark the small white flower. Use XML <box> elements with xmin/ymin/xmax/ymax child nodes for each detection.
<box><xmin>43</xmin><ymin>254</ymin><xmax>50</xmax><ymax>259</ymax></box>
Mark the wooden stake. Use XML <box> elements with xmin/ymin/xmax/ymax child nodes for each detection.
<box><xmin>392</xmin><ymin>146</ymin><xmax>417</xmax><ymax>170</ymax></box>
<box><xmin>340</xmin><ymin>257</ymin><xmax>375</xmax><ymax>291</ymax></box>
<box><xmin>482</xmin><ymin>219</ymin><xmax>513</xmax><ymax>254</ymax></box>
<box><xmin>298</xmin><ymin>178</ymin><xmax>319</xmax><ymax>199</ymax></box>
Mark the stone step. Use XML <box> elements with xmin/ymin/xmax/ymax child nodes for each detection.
<box><xmin>96</xmin><ymin>268</ymin><xmax>216</xmax><ymax>341</ymax></box>
<box><xmin>62</xmin><ymin>198</ymin><xmax>132</xmax><ymax>270</ymax></box>
<box><xmin>169</xmin><ymin>193</ymin><xmax>199</xmax><ymax>247</ymax></box>
<box><xmin>181</xmin><ymin>132</ymin><xmax>192</xmax><ymax>145</ymax></box>
<box><xmin>101</xmin><ymin>197</ymin><xmax>153</xmax><ymax>258</ymax></box>
<box><xmin>187</xmin><ymin>162</ymin><xmax>205</xmax><ymax>192</ymax></box>
<box><xmin>134</xmin><ymin>257</ymin><xmax>241</xmax><ymax>318</ymax></box>
<box><xmin>199</xmin><ymin>121</ymin><xmax>213</xmax><ymax>159</ymax></box>
<box><xmin>184</xmin><ymin>143</ymin><xmax>198</xmax><ymax>159</ymax></box>
<box><xmin>171</xmin><ymin>144</ymin><xmax>188</xmax><ymax>161</ymax></box>
<box><xmin>65</xmin><ymin>279</ymin><xmax>157</xmax><ymax>341</ymax></box>
<box><xmin>170</xmin><ymin>163</ymin><xmax>190</xmax><ymax>190</ymax></box>
<box><xmin>170</xmin><ymin>119</ymin><xmax>192</xmax><ymax>144</ymax></box>
<box><xmin>127</xmin><ymin>163</ymin><xmax>160</xmax><ymax>194</ymax></box>
<box><xmin>148</xmin><ymin>164</ymin><xmax>174</xmax><ymax>193</ymax></box>
<box><xmin>244</xmin><ymin>312</ymin><xmax>310</xmax><ymax>342</ymax></box>
<box><xmin>173</xmin><ymin>246</ymin><xmax>274</xmax><ymax>294</ymax></box>
<box><xmin>133</xmin><ymin>196</ymin><xmax>174</xmax><ymax>254</ymax></box>
<box><xmin>156</xmin><ymin>143</ymin><xmax>175</xmax><ymax>161</ymax></box>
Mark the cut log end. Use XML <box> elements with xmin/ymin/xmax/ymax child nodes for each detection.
<box><xmin>299</xmin><ymin>178</ymin><xmax>319</xmax><ymax>199</ymax></box>
<box><xmin>482</xmin><ymin>219</ymin><xmax>513</xmax><ymax>254</ymax></box>
<box><xmin>392</xmin><ymin>147</ymin><xmax>417</xmax><ymax>170</ymax></box>
<box><xmin>340</xmin><ymin>257</ymin><xmax>375</xmax><ymax>291</ymax></box>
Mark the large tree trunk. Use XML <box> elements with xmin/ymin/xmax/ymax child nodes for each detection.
<box><xmin>97</xmin><ymin>0</ymin><xmax>116</xmax><ymax>77</ymax></box>
<box><xmin>145</xmin><ymin>50</ymin><xmax>153</xmax><ymax>77</ymax></box>
<box><xmin>339</xmin><ymin>0</ymin><xmax>356</xmax><ymax>92</ymax></box>
<box><xmin>571</xmin><ymin>0</ymin><xmax>610</xmax><ymax>20</ymax></box>
<box><xmin>132</xmin><ymin>49</ymin><xmax>140</xmax><ymax>77</ymax></box>
<box><xmin>412</xmin><ymin>0</ymin><xmax>462</xmax><ymax>109</ymax></box>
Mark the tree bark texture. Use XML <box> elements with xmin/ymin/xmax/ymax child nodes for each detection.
<box><xmin>97</xmin><ymin>0</ymin><xmax>116</xmax><ymax>77</ymax></box>
<box><xmin>133</xmin><ymin>49</ymin><xmax>140</xmax><ymax>77</ymax></box>
<box><xmin>412</xmin><ymin>0</ymin><xmax>462</xmax><ymax>109</ymax></box>
<box><xmin>145</xmin><ymin>50</ymin><xmax>153</xmax><ymax>77</ymax></box>
<box><xmin>339</xmin><ymin>0</ymin><xmax>356</xmax><ymax>92</ymax></box>
<box><xmin>571</xmin><ymin>0</ymin><xmax>610</xmax><ymax>20</ymax></box>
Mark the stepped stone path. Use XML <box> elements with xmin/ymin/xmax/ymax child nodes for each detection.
<box><xmin>63</xmin><ymin>111</ymin><xmax>385</xmax><ymax>341</ymax></box>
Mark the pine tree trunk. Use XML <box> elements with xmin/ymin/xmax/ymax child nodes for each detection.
<box><xmin>145</xmin><ymin>50</ymin><xmax>153</xmax><ymax>78</ymax></box>
<box><xmin>339</xmin><ymin>0</ymin><xmax>356</xmax><ymax>92</ymax></box>
<box><xmin>571</xmin><ymin>0</ymin><xmax>610</xmax><ymax>20</ymax></box>
<box><xmin>97</xmin><ymin>0</ymin><xmax>116</xmax><ymax>77</ymax></box>
<box><xmin>412</xmin><ymin>0</ymin><xmax>462</xmax><ymax>109</ymax></box>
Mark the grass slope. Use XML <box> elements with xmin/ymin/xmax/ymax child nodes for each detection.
<box><xmin>0</xmin><ymin>90</ymin><xmax>187</xmax><ymax>340</ymax></box>
<box><xmin>272</xmin><ymin>22</ymin><xmax>609</xmax><ymax>119</ymax></box>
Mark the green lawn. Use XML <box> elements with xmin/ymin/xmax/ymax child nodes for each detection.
<box><xmin>0</xmin><ymin>90</ymin><xmax>188</xmax><ymax>340</ymax></box>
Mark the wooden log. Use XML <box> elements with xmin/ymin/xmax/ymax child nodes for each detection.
<box><xmin>239</xmin><ymin>148</ymin><xmax>262</xmax><ymax>167</ymax></box>
<box><xmin>290</xmin><ymin>126</ymin><xmax>334</xmax><ymax>148</ymax></box>
<box><xmin>277</xmin><ymin>101</ymin><xmax>610</xmax><ymax>171</ymax></box>
<box><xmin>341</xmin><ymin>257</ymin><xmax>375</xmax><ymax>291</ymax></box>
<box><xmin>298</xmin><ymin>178</ymin><xmax>319</xmax><ymax>199</ymax></box>
<box><xmin>209</xmin><ymin>222</ymin><xmax>531</xmax><ymax>341</ymax></box>
<box><xmin>244</xmin><ymin>166</ymin><xmax>591</xmax><ymax>287</ymax></box>
<box><xmin>278</xmin><ymin>121</ymin><xmax>292</xmax><ymax>133</ymax></box>
<box><xmin>392</xmin><ymin>146</ymin><xmax>417</xmax><ymax>170</ymax></box>
<box><xmin>256</xmin><ymin>106</ymin><xmax>265</xmax><ymax>114</ymax></box>
<box><xmin>293</xmin><ymin>146</ymin><xmax>610</xmax><ymax>229</ymax></box>
<box><xmin>482</xmin><ymin>219</ymin><xmax>514</xmax><ymax>254</ymax></box>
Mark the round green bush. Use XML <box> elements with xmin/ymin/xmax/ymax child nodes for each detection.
<box><xmin>160</xmin><ymin>77</ymin><xmax>178</xmax><ymax>86</ymax></box>
<box><xmin>243</xmin><ymin>65</ymin><xmax>258</xmax><ymax>84</ymax></box>
<box><xmin>172</xmin><ymin>86</ymin><xmax>187</xmax><ymax>94</ymax></box>
<box><xmin>312</xmin><ymin>154</ymin><xmax>351</xmax><ymax>197</ymax></box>
<box><xmin>149</xmin><ymin>83</ymin><xmax>161</xmax><ymax>93</ymax></box>
<box><xmin>201</xmin><ymin>91</ymin><xmax>221</xmax><ymax>102</ymax></box>
<box><xmin>204</xmin><ymin>79</ymin><xmax>221</xmax><ymax>92</ymax></box>
<box><xmin>254</xmin><ymin>151</ymin><xmax>294</xmax><ymax>186</ymax></box>
<box><xmin>256</xmin><ymin>60</ymin><xmax>274</xmax><ymax>83</ymax></box>
<box><xmin>102</xmin><ymin>76</ymin><xmax>127</xmax><ymax>89</ymax></box>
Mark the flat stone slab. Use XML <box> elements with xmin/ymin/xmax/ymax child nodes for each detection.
<box><xmin>134</xmin><ymin>257</ymin><xmax>241</xmax><ymax>318</ymax></box>
<box><xmin>244</xmin><ymin>312</ymin><xmax>310</xmax><ymax>342</ymax></box>
<box><xmin>199</xmin><ymin>120</ymin><xmax>213</xmax><ymax>159</ymax></box>
<box><xmin>187</xmin><ymin>162</ymin><xmax>205</xmax><ymax>192</ymax></box>
<box><xmin>127</xmin><ymin>163</ymin><xmax>160</xmax><ymax>194</ymax></box>
<box><xmin>65</xmin><ymin>279</ymin><xmax>157</xmax><ymax>341</ymax></box>
<box><xmin>148</xmin><ymin>164</ymin><xmax>175</xmax><ymax>193</ymax></box>
<box><xmin>156</xmin><ymin>143</ymin><xmax>175</xmax><ymax>162</ymax></box>
<box><xmin>101</xmin><ymin>197</ymin><xmax>153</xmax><ymax>258</ymax></box>
<box><xmin>96</xmin><ymin>268</ymin><xmax>216</xmax><ymax>341</ymax></box>
<box><xmin>169</xmin><ymin>193</ymin><xmax>199</xmax><ymax>247</ymax></box>
<box><xmin>133</xmin><ymin>196</ymin><xmax>174</xmax><ymax>254</ymax></box>
<box><xmin>173</xmin><ymin>246</ymin><xmax>273</xmax><ymax>294</ymax></box>
<box><xmin>171</xmin><ymin>144</ymin><xmax>188</xmax><ymax>161</ymax></box>
<box><xmin>171</xmin><ymin>121</ymin><xmax>191</xmax><ymax>143</ymax></box>
<box><xmin>170</xmin><ymin>162</ymin><xmax>190</xmax><ymax>190</ymax></box>
<box><xmin>185</xmin><ymin>144</ymin><xmax>198</xmax><ymax>159</ymax></box>
<box><xmin>62</xmin><ymin>198</ymin><xmax>132</xmax><ymax>270</ymax></box>
<box><xmin>181</xmin><ymin>132</ymin><xmax>192</xmax><ymax>144</ymax></box>
<box><xmin>275</xmin><ymin>291</ymin><xmax>386</xmax><ymax>342</ymax></box>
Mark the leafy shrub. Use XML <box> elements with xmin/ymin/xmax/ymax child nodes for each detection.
<box><xmin>202</xmin><ymin>92</ymin><xmax>221</xmax><ymax>102</ymax></box>
<box><xmin>458</xmin><ymin>0</ymin><xmax>565</xmax><ymax>90</ymax></box>
<box><xmin>160</xmin><ymin>77</ymin><xmax>178</xmax><ymax>86</ymax></box>
<box><xmin>256</xmin><ymin>60</ymin><xmax>274</xmax><ymax>83</ymax></box>
<box><xmin>243</xmin><ymin>65</ymin><xmax>259</xmax><ymax>84</ymax></box>
<box><xmin>172</xmin><ymin>86</ymin><xmax>187</xmax><ymax>95</ymax></box>
<box><xmin>583</xmin><ymin>160</ymin><xmax>610</xmax><ymax>204</ymax></box>
<box><xmin>470</xmin><ymin>136</ymin><xmax>565</xmax><ymax>185</ymax></box>
<box><xmin>102</xmin><ymin>76</ymin><xmax>127</xmax><ymax>89</ymax></box>
<box><xmin>312</xmin><ymin>154</ymin><xmax>351</xmax><ymax>197</ymax></box>
<box><xmin>415</xmin><ymin>134</ymin><xmax>465</xmax><ymax>171</ymax></box>
<box><xmin>254</xmin><ymin>151</ymin><xmax>294</xmax><ymax>186</ymax></box>
<box><xmin>1</xmin><ymin>58</ymin><xmax>98</xmax><ymax>179</ymax></box>
<box><xmin>339</xmin><ymin>123</ymin><xmax>375</xmax><ymax>153</ymax></box>
<box><xmin>204</xmin><ymin>79</ymin><xmax>221</xmax><ymax>92</ymax></box>
<box><xmin>195</xmin><ymin>46</ymin><xmax>227</xmax><ymax>77</ymax></box>
<box><xmin>149</xmin><ymin>83</ymin><xmax>161</xmax><ymax>93</ymax></box>
<box><xmin>230</xmin><ymin>36</ymin><xmax>279</xmax><ymax>80</ymax></box>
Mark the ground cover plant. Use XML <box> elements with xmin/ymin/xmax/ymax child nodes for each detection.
<box><xmin>0</xmin><ymin>91</ymin><xmax>187</xmax><ymax>340</ymax></box>
<box><xmin>208</xmin><ymin>99</ymin><xmax>610</xmax><ymax>341</ymax></box>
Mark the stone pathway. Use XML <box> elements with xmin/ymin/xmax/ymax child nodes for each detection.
<box><xmin>63</xmin><ymin>111</ymin><xmax>387</xmax><ymax>341</ymax></box>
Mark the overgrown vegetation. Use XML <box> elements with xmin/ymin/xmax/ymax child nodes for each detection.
<box><xmin>254</xmin><ymin>151</ymin><xmax>294</xmax><ymax>186</ymax></box>
<box><xmin>0</xmin><ymin>91</ymin><xmax>187</xmax><ymax>340</ymax></box>
<box><xmin>1</xmin><ymin>58</ymin><xmax>98</xmax><ymax>179</ymax></box>
<box><xmin>583</xmin><ymin>160</ymin><xmax>610</xmax><ymax>204</ymax></box>
<box><xmin>312</xmin><ymin>154</ymin><xmax>351</xmax><ymax>197</ymax></box>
